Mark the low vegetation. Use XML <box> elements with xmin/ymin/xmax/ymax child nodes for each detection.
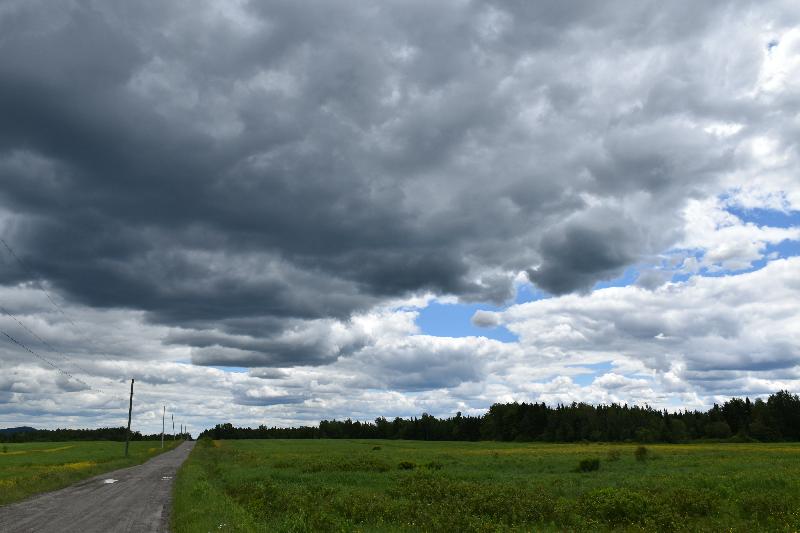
<box><xmin>0</xmin><ymin>440</ymin><xmax>180</xmax><ymax>505</ymax></box>
<box><xmin>172</xmin><ymin>438</ymin><xmax>800</xmax><ymax>532</ymax></box>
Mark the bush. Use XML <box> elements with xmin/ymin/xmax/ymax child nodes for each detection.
<box><xmin>300</xmin><ymin>456</ymin><xmax>391</xmax><ymax>473</ymax></box>
<box><xmin>372</xmin><ymin>445</ymin><xmax>381</xmax><ymax>451</ymax></box>
<box><xmin>195</xmin><ymin>436</ymin><xmax>214</xmax><ymax>449</ymax></box>
<box><xmin>577</xmin><ymin>458</ymin><xmax>600</xmax><ymax>472</ymax></box>
<box><xmin>634</xmin><ymin>446</ymin><xmax>649</xmax><ymax>462</ymax></box>
<box><xmin>668</xmin><ymin>487</ymin><xmax>719</xmax><ymax>517</ymax></box>
<box><xmin>607</xmin><ymin>449</ymin><xmax>621</xmax><ymax>461</ymax></box>
<box><xmin>705</xmin><ymin>421</ymin><xmax>732</xmax><ymax>439</ymax></box>
<box><xmin>737</xmin><ymin>493</ymin><xmax>793</xmax><ymax>522</ymax></box>
<box><xmin>398</xmin><ymin>461</ymin><xmax>416</xmax><ymax>470</ymax></box>
<box><xmin>579</xmin><ymin>487</ymin><xmax>649</xmax><ymax>526</ymax></box>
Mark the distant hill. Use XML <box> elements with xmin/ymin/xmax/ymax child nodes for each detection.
<box><xmin>0</xmin><ymin>426</ymin><xmax>36</xmax><ymax>435</ymax></box>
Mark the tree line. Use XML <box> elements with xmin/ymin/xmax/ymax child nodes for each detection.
<box><xmin>0</xmin><ymin>426</ymin><xmax>190</xmax><ymax>443</ymax></box>
<box><xmin>199</xmin><ymin>390</ymin><xmax>800</xmax><ymax>443</ymax></box>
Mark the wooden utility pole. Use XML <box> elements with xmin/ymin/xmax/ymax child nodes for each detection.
<box><xmin>172</xmin><ymin>414</ymin><xmax>175</xmax><ymax>440</ymax></box>
<box><xmin>124</xmin><ymin>379</ymin><xmax>134</xmax><ymax>457</ymax></box>
<box><xmin>161</xmin><ymin>405</ymin><xmax>165</xmax><ymax>449</ymax></box>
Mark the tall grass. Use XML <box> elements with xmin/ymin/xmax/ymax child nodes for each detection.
<box><xmin>172</xmin><ymin>439</ymin><xmax>800</xmax><ymax>532</ymax></box>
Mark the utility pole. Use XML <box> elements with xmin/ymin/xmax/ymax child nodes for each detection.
<box><xmin>124</xmin><ymin>379</ymin><xmax>134</xmax><ymax>457</ymax></box>
<box><xmin>172</xmin><ymin>414</ymin><xmax>175</xmax><ymax>441</ymax></box>
<box><xmin>161</xmin><ymin>405</ymin><xmax>165</xmax><ymax>449</ymax></box>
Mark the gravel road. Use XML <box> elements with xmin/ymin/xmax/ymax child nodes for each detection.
<box><xmin>0</xmin><ymin>440</ymin><xmax>195</xmax><ymax>533</ymax></box>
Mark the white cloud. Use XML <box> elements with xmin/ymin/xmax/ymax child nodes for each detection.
<box><xmin>495</xmin><ymin>257</ymin><xmax>800</xmax><ymax>399</ymax></box>
<box><xmin>675</xmin><ymin>197</ymin><xmax>799</xmax><ymax>272</ymax></box>
<box><xmin>2</xmin><ymin>0</ymin><xmax>800</xmax><ymax>433</ymax></box>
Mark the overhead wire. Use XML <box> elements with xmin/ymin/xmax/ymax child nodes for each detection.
<box><xmin>1</xmin><ymin>329</ymin><xmax>93</xmax><ymax>391</ymax></box>
<box><xmin>0</xmin><ymin>238</ymin><xmax>79</xmax><ymax>329</ymax></box>
<box><xmin>0</xmin><ymin>303</ymin><xmax>98</xmax><ymax>381</ymax></box>
<box><xmin>0</xmin><ymin>238</ymin><xmax>117</xmax><ymax>397</ymax></box>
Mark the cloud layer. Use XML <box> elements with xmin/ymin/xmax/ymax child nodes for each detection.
<box><xmin>0</xmin><ymin>0</ymin><xmax>799</xmax><ymax>432</ymax></box>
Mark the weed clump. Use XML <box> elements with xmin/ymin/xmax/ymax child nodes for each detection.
<box><xmin>606</xmin><ymin>449</ymin><xmax>621</xmax><ymax>461</ymax></box>
<box><xmin>577</xmin><ymin>458</ymin><xmax>600</xmax><ymax>472</ymax></box>
<box><xmin>398</xmin><ymin>461</ymin><xmax>416</xmax><ymax>470</ymax></box>
<box><xmin>424</xmin><ymin>461</ymin><xmax>443</xmax><ymax>471</ymax></box>
<box><xmin>579</xmin><ymin>487</ymin><xmax>648</xmax><ymax>527</ymax></box>
<box><xmin>371</xmin><ymin>445</ymin><xmax>381</xmax><ymax>451</ymax></box>
<box><xmin>301</xmin><ymin>456</ymin><xmax>391</xmax><ymax>473</ymax></box>
<box><xmin>634</xmin><ymin>446</ymin><xmax>649</xmax><ymax>462</ymax></box>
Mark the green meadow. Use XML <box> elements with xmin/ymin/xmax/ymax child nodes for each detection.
<box><xmin>173</xmin><ymin>439</ymin><xmax>800</xmax><ymax>532</ymax></box>
<box><xmin>0</xmin><ymin>440</ymin><xmax>180</xmax><ymax>505</ymax></box>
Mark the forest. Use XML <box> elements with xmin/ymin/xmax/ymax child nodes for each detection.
<box><xmin>199</xmin><ymin>390</ymin><xmax>800</xmax><ymax>443</ymax></box>
<box><xmin>0</xmin><ymin>426</ymin><xmax>189</xmax><ymax>443</ymax></box>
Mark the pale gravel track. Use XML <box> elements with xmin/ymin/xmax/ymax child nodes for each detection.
<box><xmin>0</xmin><ymin>440</ymin><xmax>195</xmax><ymax>533</ymax></box>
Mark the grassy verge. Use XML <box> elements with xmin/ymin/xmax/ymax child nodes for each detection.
<box><xmin>0</xmin><ymin>439</ymin><xmax>181</xmax><ymax>505</ymax></box>
<box><xmin>173</xmin><ymin>439</ymin><xmax>800</xmax><ymax>532</ymax></box>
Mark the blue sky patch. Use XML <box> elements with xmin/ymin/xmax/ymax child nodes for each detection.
<box><xmin>593</xmin><ymin>266</ymin><xmax>640</xmax><ymax>290</ymax></box>
<box><xmin>725</xmin><ymin>205</ymin><xmax>799</xmax><ymax>228</ymax></box>
<box><xmin>416</xmin><ymin>301</ymin><xmax>518</xmax><ymax>342</ymax></box>
<box><xmin>568</xmin><ymin>361</ymin><xmax>615</xmax><ymax>386</ymax></box>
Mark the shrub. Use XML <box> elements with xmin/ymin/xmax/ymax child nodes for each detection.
<box><xmin>607</xmin><ymin>449</ymin><xmax>621</xmax><ymax>461</ymax></box>
<box><xmin>577</xmin><ymin>458</ymin><xmax>600</xmax><ymax>472</ymax></box>
<box><xmin>579</xmin><ymin>487</ymin><xmax>649</xmax><ymax>526</ymax></box>
<box><xmin>737</xmin><ymin>493</ymin><xmax>793</xmax><ymax>522</ymax></box>
<box><xmin>668</xmin><ymin>487</ymin><xmax>719</xmax><ymax>517</ymax></box>
<box><xmin>634</xmin><ymin>446</ymin><xmax>649</xmax><ymax>462</ymax></box>
<box><xmin>301</xmin><ymin>456</ymin><xmax>391</xmax><ymax>473</ymax></box>
<box><xmin>398</xmin><ymin>461</ymin><xmax>416</xmax><ymax>470</ymax></box>
<box><xmin>372</xmin><ymin>445</ymin><xmax>381</xmax><ymax>451</ymax></box>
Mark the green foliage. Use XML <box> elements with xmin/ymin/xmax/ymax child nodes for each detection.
<box><xmin>397</xmin><ymin>460</ymin><xmax>416</xmax><ymax>470</ymax></box>
<box><xmin>424</xmin><ymin>460</ymin><xmax>443</xmax><ymax>470</ymax></box>
<box><xmin>0</xmin><ymin>426</ymin><xmax>177</xmax><ymax>443</ymax></box>
<box><xmin>579</xmin><ymin>487</ymin><xmax>648</xmax><ymax>526</ymax></box>
<box><xmin>172</xmin><ymin>439</ymin><xmax>800</xmax><ymax>532</ymax></box>
<box><xmin>577</xmin><ymin>458</ymin><xmax>600</xmax><ymax>472</ymax></box>
<box><xmin>606</xmin><ymin>449</ymin><xmax>621</xmax><ymax>461</ymax></box>
<box><xmin>705</xmin><ymin>421</ymin><xmax>733</xmax><ymax>439</ymax></box>
<box><xmin>301</xmin><ymin>456</ymin><xmax>391</xmax><ymax>473</ymax></box>
<box><xmin>198</xmin><ymin>391</ymin><xmax>800</xmax><ymax>445</ymax></box>
<box><xmin>634</xmin><ymin>445</ymin><xmax>649</xmax><ymax>461</ymax></box>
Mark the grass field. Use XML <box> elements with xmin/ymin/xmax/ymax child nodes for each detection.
<box><xmin>0</xmin><ymin>439</ymin><xmax>181</xmax><ymax>505</ymax></box>
<box><xmin>173</xmin><ymin>439</ymin><xmax>800</xmax><ymax>532</ymax></box>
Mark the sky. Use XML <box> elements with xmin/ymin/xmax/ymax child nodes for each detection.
<box><xmin>0</xmin><ymin>0</ymin><xmax>799</xmax><ymax>435</ymax></box>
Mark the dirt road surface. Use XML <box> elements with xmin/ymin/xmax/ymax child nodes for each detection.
<box><xmin>0</xmin><ymin>440</ymin><xmax>195</xmax><ymax>533</ymax></box>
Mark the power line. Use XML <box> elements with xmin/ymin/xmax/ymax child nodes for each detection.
<box><xmin>0</xmin><ymin>238</ymin><xmax>79</xmax><ymax>329</ymax></box>
<box><xmin>0</xmin><ymin>237</ymin><xmax>110</xmax><ymax>394</ymax></box>
<box><xmin>1</xmin><ymin>328</ymin><xmax>93</xmax><ymax>391</ymax></box>
<box><xmin>0</xmin><ymin>238</ymin><xmax>131</xmax><ymax>404</ymax></box>
<box><xmin>0</xmin><ymin>302</ymin><xmax>97</xmax><ymax>379</ymax></box>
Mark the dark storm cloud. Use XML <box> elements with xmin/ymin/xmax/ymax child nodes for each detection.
<box><xmin>0</xmin><ymin>0</ymin><xmax>786</xmax><ymax>366</ymax></box>
<box><xmin>528</xmin><ymin>207</ymin><xmax>645</xmax><ymax>294</ymax></box>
